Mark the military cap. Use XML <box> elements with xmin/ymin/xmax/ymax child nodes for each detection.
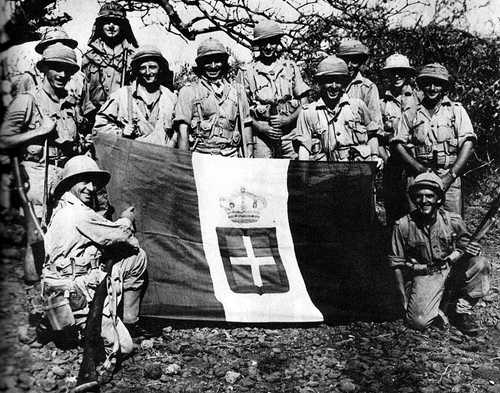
<box><xmin>416</xmin><ymin>63</ymin><xmax>450</xmax><ymax>85</ymax></box>
<box><xmin>315</xmin><ymin>56</ymin><xmax>349</xmax><ymax>78</ymax></box>
<box><xmin>253</xmin><ymin>20</ymin><xmax>284</xmax><ymax>43</ymax></box>
<box><xmin>337</xmin><ymin>39</ymin><xmax>369</xmax><ymax>58</ymax></box>
<box><xmin>382</xmin><ymin>54</ymin><xmax>415</xmax><ymax>74</ymax></box>
<box><xmin>408</xmin><ymin>172</ymin><xmax>445</xmax><ymax>201</ymax></box>
<box><xmin>97</xmin><ymin>2</ymin><xmax>127</xmax><ymax>20</ymax></box>
<box><xmin>55</xmin><ymin>155</ymin><xmax>110</xmax><ymax>196</ymax></box>
<box><xmin>35</xmin><ymin>28</ymin><xmax>78</xmax><ymax>54</ymax></box>
<box><xmin>36</xmin><ymin>43</ymin><xmax>79</xmax><ymax>73</ymax></box>
<box><xmin>195</xmin><ymin>38</ymin><xmax>229</xmax><ymax>64</ymax></box>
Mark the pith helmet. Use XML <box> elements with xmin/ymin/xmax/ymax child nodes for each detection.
<box><xmin>315</xmin><ymin>56</ymin><xmax>349</xmax><ymax>78</ymax></box>
<box><xmin>195</xmin><ymin>38</ymin><xmax>229</xmax><ymax>64</ymax></box>
<box><xmin>253</xmin><ymin>20</ymin><xmax>284</xmax><ymax>43</ymax></box>
<box><xmin>382</xmin><ymin>54</ymin><xmax>415</xmax><ymax>73</ymax></box>
<box><xmin>35</xmin><ymin>28</ymin><xmax>78</xmax><ymax>54</ymax></box>
<box><xmin>408</xmin><ymin>172</ymin><xmax>445</xmax><ymax>201</ymax></box>
<box><xmin>131</xmin><ymin>45</ymin><xmax>170</xmax><ymax>72</ymax></box>
<box><xmin>36</xmin><ymin>43</ymin><xmax>79</xmax><ymax>73</ymax></box>
<box><xmin>416</xmin><ymin>63</ymin><xmax>450</xmax><ymax>85</ymax></box>
<box><xmin>54</xmin><ymin>155</ymin><xmax>110</xmax><ymax>196</ymax></box>
<box><xmin>337</xmin><ymin>39</ymin><xmax>369</xmax><ymax>58</ymax></box>
<box><xmin>88</xmin><ymin>1</ymin><xmax>138</xmax><ymax>47</ymax></box>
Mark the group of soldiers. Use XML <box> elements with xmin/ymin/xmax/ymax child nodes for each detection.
<box><xmin>0</xmin><ymin>1</ymin><xmax>492</xmax><ymax>384</ymax></box>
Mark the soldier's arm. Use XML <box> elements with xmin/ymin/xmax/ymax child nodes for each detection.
<box><xmin>173</xmin><ymin>86</ymin><xmax>195</xmax><ymax>151</ymax></box>
<box><xmin>392</xmin><ymin>112</ymin><xmax>426</xmax><ymax>174</ymax></box>
<box><xmin>177</xmin><ymin>123</ymin><xmax>190</xmax><ymax>151</ymax></box>
<box><xmin>364</xmin><ymin>83</ymin><xmax>383</xmax><ymax>135</ymax></box>
<box><xmin>389</xmin><ymin>221</ymin><xmax>409</xmax><ymax>309</ymax></box>
<box><xmin>295</xmin><ymin>109</ymin><xmax>311</xmax><ymax>160</ymax></box>
<box><xmin>0</xmin><ymin>95</ymin><xmax>55</xmax><ymax>150</ymax></box>
<box><xmin>92</xmin><ymin>94</ymin><xmax>126</xmax><ymax>136</ymax></box>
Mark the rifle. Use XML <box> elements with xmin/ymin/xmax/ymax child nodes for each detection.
<box><xmin>237</xmin><ymin>72</ymin><xmax>252</xmax><ymax>158</ymax></box>
<box><xmin>42</xmin><ymin>138</ymin><xmax>49</xmax><ymax>229</ymax></box>
<box><xmin>73</xmin><ymin>258</ymin><xmax>114</xmax><ymax>393</ymax></box>
<box><xmin>12</xmin><ymin>156</ymin><xmax>44</xmax><ymax>281</ymax></box>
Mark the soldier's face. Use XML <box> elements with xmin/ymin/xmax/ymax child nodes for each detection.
<box><xmin>44</xmin><ymin>63</ymin><xmax>75</xmax><ymax>91</ymax></box>
<box><xmin>340</xmin><ymin>55</ymin><xmax>365</xmax><ymax>78</ymax></box>
<box><xmin>258</xmin><ymin>37</ymin><xmax>281</xmax><ymax>59</ymax></box>
<box><xmin>138</xmin><ymin>60</ymin><xmax>160</xmax><ymax>85</ymax></box>
<box><xmin>414</xmin><ymin>188</ymin><xmax>440</xmax><ymax>216</ymax></box>
<box><xmin>420</xmin><ymin>78</ymin><xmax>445</xmax><ymax>101</ymax></box>
<box><xmin>102</xmin><ymin>19</ymin><xmax>121</xmax><ymax>40</ymax></box>
<box><xmin>318</xmin><ymin>76</ymin><xmax>346</xmax><ymax>104</ymax></box>
<box><xmin>201</xmin><ymin>57</ymin><xmax>225</xmax><ymax>81</ymax></box>
<box><xmin>70</xmin><ymin>176</ymin><xmax>97</xmax><ymax>206</ymax></box>
<box><xmin>387</xmin><ymin>69</ymin><xmax>409</xmax><ymax>89</ymax></box>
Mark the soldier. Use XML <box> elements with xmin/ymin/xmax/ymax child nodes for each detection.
<box><xmin>392</xmin><ymin>63</ymin><xmax>476</xmax><ymax>215</ymax></box>
<box><xmin>241</xmin><ymin>20</ymin><xmax>310</xmax><ymax>159</ymax></box>
<box><xmin>380</xmin><ymin>54</ymin><xmax>419</xmax><ymax>225</ymax></box>
<box><xmin>389</xmin><ymin>172</ymin><xmax>490</xmax><ymax>335</ymax></box>
<box><xmin>175</xmin><ymin>38</ymin><xmax>253</xmax><ymax>157</ymax></box>
<box><xmin>82</xmin><ymin>2</ymin><xmax>138</xmax><ymax>110</ymax></box>
<box><xmin>43</xmin><ymin>155</ymin><xmax>147</xmax><ymax>366</ymax></box>
<box><xmin>295</xmin><ymin>56</ymin><xmax>383</xmax><ymax>169</ymax></box>
<box><xmin>336</xmin><ymin>39</ymin><xmax>383</xmax><ymax>140</ymax></box>
<box><xmin>94</xmin><ymin>46</ymin><xmax>177</xmax><ymax>146</ymax></box>
<box><xmin>0</xmin><ymin>43</ymin><xmax>90</xmax><ymax>282</ymax></box>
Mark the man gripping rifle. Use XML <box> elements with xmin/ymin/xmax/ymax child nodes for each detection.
<box><xmin>388</xmin><ymin>172</ymin><xmax>491</xmax><ymax>336</ymax></box>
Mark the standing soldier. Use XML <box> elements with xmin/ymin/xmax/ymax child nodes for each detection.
<box><xmin>389</xmin><ymin>172</ymin><xmax>490</xmax><ymax>335</ymax></box>
<box><xmin>241</xmin><ymin>20</ymin><xmax>310</xmax><ymax>159</ymax></box>
<box><xmin>380</xmin><ymin>54</ymin><xmax>419</xmax><ymax>225</ymax></box>
<box><xmin>175</xmin><ymin>38</ymin><xmax>253</xmax><ymax>157</ymax></box>
<box><xmin>336</xmin><ymin>39</ymin><xmax>383</xmax><ymax>142</ymax></box>
<box><xmin>295</xmin><ymin>56</ymin><xmax>383</xmax><ymax>170</ymax></box>
<box><xmin>82</xmin><ymin>2</ymin><xmax>138</xmax><ymax>111</ymax></box>
<box><xmin>0</xmin><ymin>44</ymin><xmax>88</xmax><ymax>282</ymax></box>
<box><xmin>392</xmin><ymin>63</ymin><xmax>476</xmax><ymax>215</ymax></box>
<box><xmin>94</xmin><ymin>46</ymin><xmax>177</xmax><ymax>146</ymax></box>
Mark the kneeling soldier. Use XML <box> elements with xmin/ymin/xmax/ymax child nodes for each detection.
<box><xmin>295</xmin><ymin>55</ymin><xmax>382</xmax><ymax>169</ymax></box>
<box><xmin>389</xmin><ymin>172</ymin><xmax>490</xmax><ymax>335</ymax></box>
<box><xmin>42</xmin><ymin>155</ymin><xmax>147</xmax><ymax>357</ymax></box>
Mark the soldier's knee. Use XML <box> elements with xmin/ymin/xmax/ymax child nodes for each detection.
<box><xmin>406</xmin><ymin>313</ymin><xmax>433</xmax><ymax>331</ymax></box>
<box><xmin>467</xmin><ymin>256</ymin><xmax>490</xmax><ymax>277</ymax></box>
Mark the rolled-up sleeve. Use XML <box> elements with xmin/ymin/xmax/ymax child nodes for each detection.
<box><xmin>294</xmin><ymin>108</ymin><xmax>313</xmax><ymax>152</ymax></box>
<box><xmin>391</xmin><ymin>110</ymin><xmax>412</xmax><ymax>145</ymax></box>
<box><xmin>173</xmin><ymin>86</ymin><xmax>195</xmax><ymax>125</ymax></box>
<box><xmin>454</xmin><ymin>104</ymin><xmax>476</xmax><ymax>147</ymax></box>
<box><xmin>292</xmin><ymin>63</ymin><xmax>310</xmax><ymax>98</ymax></box>
<box><xmin>93</xmin><ymin>93</ymin><xmax>124</xmax><ymax>136</ymax></box>
<box><xmin>76</xmin><ymin>211</ymin><xmax>137</xmax><ymax>248</ymax></box>
<box><xmin>363</xmin><ymin>83</ymin><xmax>383</xmax><ymax>134</ymax></box>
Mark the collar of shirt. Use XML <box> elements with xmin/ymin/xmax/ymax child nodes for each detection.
<box><xmin>314</xmin><ymin>95</ymin><xmax>350</xmax><ymax>121</ymax></box>
<box><xmin>38</xmin><ymin>84</ymin><xmax>74</xmax><ymax>111</ymax></box>
<box><xmin>199</xmin><ymin>77</ymin><xmax>230</xmax><ymax>102</ymax></box>
<box><xmin>254</xmin><ymin>59</ymin><xmax>285</xmax><ymax>78</ymax></box>
<box><xmin>417</xmin><ymin>95</ymin><xmax>452</xmax><ymax>120</ymax></box>
<box><xmin>89</xmin><ymin>38</ymin><xmax>130</xmax><ymax>57</ymax></box>
<box><xmin>132</xmin><ymin>81</ymin><xmax>163</xmax><ymax>106</ymax></box>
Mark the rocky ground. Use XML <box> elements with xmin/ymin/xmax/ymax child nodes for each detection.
<box><xmin>1</xmin><ymin>174</ymin><xmax>500</xmax><ymax>393</ymax></box>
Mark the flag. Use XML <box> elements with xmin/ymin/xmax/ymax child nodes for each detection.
<box><xmin>95</xmin><ymin>133</ymin><xmax>400</xmax><ymax>323</ymax></box>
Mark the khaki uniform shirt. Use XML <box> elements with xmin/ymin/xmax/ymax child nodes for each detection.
<box><xmin>295</xmin><ymin>95</ymin><xmax>372</xmax><ymax>161</ymax></box>
<box><xmin>390</xmin><ymin>209</ymin><xmax>468</xmax><ymax>265</ymax></box>
<box><xmin>82</xmin><ymin>38</ymin><xmax>134</xmax><ymax>109</ymax></box>
<box><xmin>94</xmin><ymin>82</ymin><xmax>177</xmax><ymax>146</ymax></box>
<box><xmin>380</xmin><ymin>85</ymin><xmax>419</xmax><ymax>146</ymax></box>
<box><xmin>241</xmin><ymin>59</ymin><xmax>309</xmax><ymax>120</ymax></box>
<box><xmin>346</xmin><ymin>72</ymin><xmax>383</xmax><ymax>134</ymax></box>
<box><xmin>174</xmin><ymin>77</ymin><xmax>250</xmax><ymax>156</ymax></box>
<box><xmin>393</xmin><ymin>96</ymin><xmax>476</xmax><ymax>169</ymax></box>
<box><xmin>0</xmin><ymin>86</ymin><xmax>85</xmax><ymax>163</ymax></box>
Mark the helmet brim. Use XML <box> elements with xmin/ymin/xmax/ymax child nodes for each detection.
<box><xmin>54</xmin><ymin>170</ymin><xmax>110</xmax><ymax>197</ymax></box>
<box><xmin>35</xmin><ymin>38</ymin><xmax>78</xmax><ymax>54</ymax></box>
<box><xmin>36</xmin><ymin>59</ymin><xmax>79</xmax><ymax>73</ymax></box>
<box><xmin>416</xmin><ymin>74</ymin><xmax>450</xmax><ymax>86</ymax></box>
<box><xmin>408</xmin><ymin>182</ymin><xmax>445</xmax><ymax>202</ymax></box>
<box><xmin>252</xmin><ymin>32</ymin><xmax>284</xmax><ymax>44</ymax></box>
<box><xmin>382</xmin><ymin>66</ymin><xmax>416</xmax><ymax>75</ymax></box>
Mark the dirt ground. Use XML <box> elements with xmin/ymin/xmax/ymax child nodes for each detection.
<box><xmin>1</xmin><ymin>179</ymin><xmax>499</xmax><ymax>393</ymax></box>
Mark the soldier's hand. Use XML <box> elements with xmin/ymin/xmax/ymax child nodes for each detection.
<box><xmin>39</xmin><ymin>116</ymin><xmax>56</xmax><ymax>136</ymax></box>
<box><xmin>123</xmin><ymin>123</ymin><xmax>136</xmax><ymax>137</ymax></box>
<box><xmin>440</xmin><ymin>172</ymin><xmax>454</xmax><ymax>192</ymax></box>
<box><xmin>372</xmin><ymin>156</ymin><xmax>384</xmax><ymax>170</ymax></box>
<box><xmin>269</xmin><ymin>115</ymin><xmax>291</xmax><ymax>132</ymax></box>
<box><xmin>414</xmin><ymin>163</ymin><xmax>427</xmax><ymax>174</ymax></box>
<box><xmin>120</xmin><ymin>206</ymin><xmax>136</xmax><ymax>224</ymax></box>
<box><xmin>464</xmin><ymin>241</ymin><xmax>482</xmax><ymax>256</ymax></box>
<box><xmin>254</xmin><ymin>120</ymin><xmax>281</xmax><ymax>141</ymax></box>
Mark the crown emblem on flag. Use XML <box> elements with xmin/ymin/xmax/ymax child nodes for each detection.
<box><xmin>219</xmin><ymin>187</ymin><xmax>267</xmax><ymax>224</ymax></box>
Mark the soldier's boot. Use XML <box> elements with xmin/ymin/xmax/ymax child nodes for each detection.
<box><xmin>449</xmin><ymin>313</ymin><xmax>480</xmax><ymax>336</ymax></box>
<box><xmin>123</xmin><ymin>290</ymin><xmax>149</xmax><ymax>339</ymax></box>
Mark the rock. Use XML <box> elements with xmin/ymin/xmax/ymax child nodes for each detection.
<box><xmin>163</xmin><ymin>363</ymin><xmax>181</xmax><ymax>375</ymax></box>
<box><xmin>51</xmin><ymin>365</ymin><xmax>67</xmax><ymax>378</ymax></box>
<box><xmin>225</xmin><ymin>370</ymin><xmax>241</xmax><ymax>384</ymax></box>
<box><xmin>338</xmin><ymin>379</ymin><xmax>356</xmax><ymax>392</ymax></box>
<box><xmin>473</xmin><ymin>366</ymin><xmax>500</xmax><ymax>382</ymax></box>
<box><xmin>140</xmin><ymin>339</ymin><xmax>155</xmax><ymax>349</ymax></box>
<box><xmin>17</xmin><ymin>325</ymin><xmax>35</xmax><ymax>344</ymax></box>
<box><xmin>40</xmin><ymin>378</ymin><xmax>57</xmax><ymax>392</ymax></box>
<box><xmin>144</xmin><ymin>362</ymin><xmax>163</xmax><ymax>380</ymax></box>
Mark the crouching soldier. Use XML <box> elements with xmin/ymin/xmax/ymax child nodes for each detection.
<box><xmin>295</xmin><ymin>55</ymin><xmax>383</xmax><ymax>169</ymax></box>
<box><xmin>94</xmin><ymin>45</ymin><xmax>177</xmax><ymax>146</ymax></box>
<box><xmin>389</xmin><ymin>172</ymin><xmax>490</xmax><ymax>335</ymax></box>
<box><xmin>42</xmin><ymin>155</ymin><xmax>147</xmax><ymax>362</ymax></box>
<box><xmin>176</xmin><ymin>38</ymin><xmax>253</xmax><ymax>157</ymax></box>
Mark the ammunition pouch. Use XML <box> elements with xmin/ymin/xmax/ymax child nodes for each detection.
<box><xmin>411</xmin><ymin>139</ymin><xmax>458</xmax><ymax>169</ymax></box>
<box><xmin>388</xmin><ymin>255</ymin><xmax>448</xmax><ymax>276</ymax></box>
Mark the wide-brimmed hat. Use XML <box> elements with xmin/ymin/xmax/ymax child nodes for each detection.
<box><xmin>195</xmin><ymin>38</ymin><xmax>229</xmax><ymax>65</ymax></box>
<box><xmin>54</xmin><ymin>155</ymin><xmax>110</xmax><ymax>196</ymax></box>
<box><xmin>382</xmin><ymin>54</ymin><xmax>415</xmax><ymax>74</ymax></box>
<box><xmin>35</xmin><ymin>28</ymin><xmax>78</xmax><ymax>54</ymax></box>
<box><xmin>337</xmin><ymin>39</ymin><xmax>369</xmax><ymax>58</ymax></box>
<box><xmin>253</xmin><ymin>20</ymin><xmax>284</xmax><ymax>43</ymax></box>
<box><xmin>315</xmin><ymin>55</ymin><xmax>349</xmax><ymax>78</ymax></box>
<box><xmin>131</xmin><ymin>45</ymin><xmax>170</xmax><ymax>72</ymax></box>
<box><xmin>416</xmin><ymin>63</ymin><xmax>450</xmax><ymax>86</ymax></box>
<box><xmin>408</xmin><ymin>172</ymin><xmax>445</xmax><ymax>202</ymax></box>
<box><xmin>36</xmin><ymin>43</ymin><xmax>79</xmax><ymax>73</ymax></box>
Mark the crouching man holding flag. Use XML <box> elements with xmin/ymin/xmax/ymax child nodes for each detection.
<box><xmin>42</xmin><ymin>155</ymin><xmax>147</xmax><ymax>391</ymax></box>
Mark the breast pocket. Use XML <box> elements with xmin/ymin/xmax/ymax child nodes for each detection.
<box><xmin>346</xmin><ymin>120</ymin><xmax>368</xmax><ymax>144</ymax></box>
<box><xmin>435</xmin><ymin>120</ymin><xmax>455</xmax><ymax>142</ymax></box>
<box><xmin>407</xmin><ymin>240</ymin><xmax>429</xmax><ymax>262</ymax></box>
